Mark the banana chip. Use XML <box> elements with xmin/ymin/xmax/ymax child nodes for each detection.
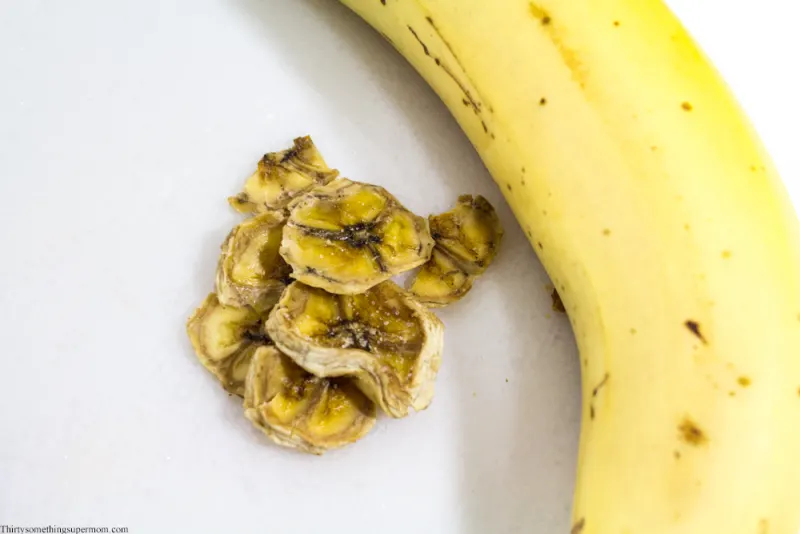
<box><xmin>186</xmin><ymin>293</ymin><xmax>270</xmax><ymax>396</ymax></box>
<box><xmin>188</xmin><ymin>137</ymin><xmax>508</xmax><ymax>452</ymax></box>
<box><xmin>215</xmin><ymin>211</ymin><xmax>291</xmax><ymax>313</ymax></box>
<box><xmin>408</xmin><ymin>248</ymin><xmax>474</xmax><ymax>307</ymax></box>
<box><xmin>429</xmin><ymin>195</ymin><xmax>503</xmax><ymax>275</ymax></box>
<box><xmin>243</xmin><ymin>346</ymin><xmax>377</xmax><ymax>455</ymax></box>
<box><xmin>266</xmin><ymin>281</ymin><xmax>444</xmax><ymax>418</ymax></box>
<box><xmin>281</xmin><ymin>179</ymin><xmax>434</xmax><ymax>294</ymax></box>
<box><xmin>228</xmin><ymin>136</ymin><xmax>339</xmax><ymax>214</ymax></box>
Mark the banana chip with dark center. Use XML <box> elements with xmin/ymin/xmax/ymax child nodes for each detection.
<box><xmin>243</xmin><ymin>346</ymin><xmax>377</xmax><ymax>455</ymax></box>
<box><xmin>186</xmin><ymin>293</ymin><xmax>270</xmax><ymax>396</ymax></box>
<box><xmin>215</xmin><ymin>211</ymin><xmax>291</xmax><ymax>313</ymax></box>
<box><xmin>266</xmin><ymin>281</ymin><xmax>444</xmax><ymax>418</ymax></box>
<box><xmin>228</xmin><ymin>136</ymin><xmax>339</xmax><ymax>214</ymax></box>
<box><xmin>280</xmin><ymin>179</ymin><xmax>434</xmax><ymax>294</ymax></box>
<box><xmin>429</xmin><ymin>195</ymin><xmax>503</xmax><ymax>275</ymax></box>
<box><xmin>408</xmin><ymin>248</ymin><xmax>474</xmax><ymax>307</ymax></box>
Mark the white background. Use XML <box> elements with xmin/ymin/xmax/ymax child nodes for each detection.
<box><xmin>0</xmin><ymin>1</ymin><xmax>797</xmax><ymax>533</ymax></box>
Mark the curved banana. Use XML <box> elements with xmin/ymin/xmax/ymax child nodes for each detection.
<box><xmin>335</xmin><ymin>1</ymin><xmax>800</xmax><ymax>533</ymax></box>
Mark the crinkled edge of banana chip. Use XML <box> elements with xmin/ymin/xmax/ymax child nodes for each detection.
<box><xmin>186</xmin><ymin>293</ymin><xmax>268</xmax><ymax>397</ymax></box>
<box><xmin>266</xmin><ymin>282</ymin><xmax>444</xmax><ymax>418</ymax></box>
<box><xmin>228</xmin><ymin>136</ymin><xmax>340</xmax><ymax>214</ymax></box>
<box><xmin>215</xmin><ymin>211</ymin><xmax>290</xmax><ymax>313</ymax></box>
<box><xmin>280</xmin><ymin>179</ymin><xmax>435</xmax><ymax>295</ymax></box>
<box><xmin>243</xmin><ymin>345</ymin><xmax>377</xmax><ymax>455</ymax></box>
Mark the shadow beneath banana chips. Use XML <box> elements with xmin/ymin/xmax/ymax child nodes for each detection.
<box><xmin>233</xmin><ymin>0</ymin><xmax>581</xmax><ymax>532</ymax></box>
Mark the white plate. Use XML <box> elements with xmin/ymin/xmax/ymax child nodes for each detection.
<box><xmin>0</xmin><ymin>1</ymin><xmax>797</xmax><ymax>533</ymax></box>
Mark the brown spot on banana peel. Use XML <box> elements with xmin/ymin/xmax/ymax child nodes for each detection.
<box><xmin>570</xmin><ymin>517</ymin><xmax>585</xmax><ymax>534</ymax></box>
<box><xmin>588</xmin><ymin>373</ymin><xmax>609</xmax><ymax>421</ymax></box>
<box><xmin>423</xmin><ymin>17</ymin><xmax>495</xmax><ymax>117</ymax></box>
<box><xmin>685</xmin><ymin>320</ymin><xmax>707</xmax><ymax>344</ymax></box>
<box><xmin>528</xmin><ymin>4</ymin><xmax>587</xmax><ymax>88</ymax></box>
<box><xmin>678</xmin><ymin>417</ymin><xmax>708</xmax><ymax>446</ymax></box>
<box><xmin>738</xmin><ymin>376</ymin><xmax>751</xmax><ymax>387</ymax></box>
<box><xmin>592</xmin><ymin>373</ymin><xmax>610</xmax><ymax>397</ymax></box>
<box><xmin>528</xmin><ymin>2</ymin><xmax>550</xmax><ymax>24</ymax></box>
<box><xmin>407</xmin><ymin>26</ymin><xmax>430</xmax><ymax>56</ymax></box>
<box><xmin>406</xmin><ymin>26</ymin><xmax>492</xmax><ymax>138</ymax></box>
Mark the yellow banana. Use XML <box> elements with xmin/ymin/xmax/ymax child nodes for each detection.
<box><xmin>335</xmin><ymin>0</ymin><xmax>800</xmax><ymax>532</ymax></box>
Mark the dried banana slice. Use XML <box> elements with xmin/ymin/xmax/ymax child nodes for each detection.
<box><xmin>408</xmin><ymin>248</ymin><xmax>474</xmax><ymax>307</ymax></box>
<box><xmin>215</xmin><ymin>211</ymin><xmax>291</xmax><ymax>313</ymax></box>
<box><xmin>186</xmin><ymin>293</ymin><xmax>270</xmax><ymax>396</ymax></box>
<box><xmin>429</xmin><ymin>195</ymin><xmax>503</xmax><ymax>275</ymax></box>
<box><xmin>243</xmin><ymin>346</ymin><xmax>377</xmax><ymax>455</ymax></box>
<box><xmin>228</xmin><ymin>136</ymin><xmax>339</xmax><ymax>214</ymax></box>
<box><xmin>266</xmin><ymin>281</ymin><xmax>444</xmax><ymax>418</ymax></box>
<box><xmin>281</xmin><ymin>179</ymin><xmax>435</xmax><ymax>294</ymax></box>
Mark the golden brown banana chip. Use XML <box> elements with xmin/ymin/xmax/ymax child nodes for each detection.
<box><xmin>280</xmin><ymin>179</ymin><xmax>434</xmax><ymax>294</ymax></box>
<box><xmin>266</xmin><ymin>281</ymin><xmax>444</xmax><ymax>418</ymax></box>
<box><xmin>243</xmin><ymin>346</ymin><xmax>377</xmax><ymax>455</ymax></box>
<box><xmin>228</xmin><ymin>136</ymin><xmax>339</xmax><ymax>214</ymax></box>
<box><xmin>186</xmin><ymin>293</ymin><xmax>270</xmax><ymax>396</ymax></box>
<box><xmin>215</xmin><ymin>211</ymin><xmax>291</xmax><ymax>313</ymax></box>
<box><xmin>408</xmin><ymin>248</ymin><xmax>474</xmax><ymax>307</ymax></box>
<box><xmin>429</xmin><ymin>195</ymin><xmax>503</xmax><ymax>275</ymax></box>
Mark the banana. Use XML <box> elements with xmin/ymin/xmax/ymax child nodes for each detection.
<box><xmin>334</xmin><ymin>1</ymin><xmax>800</xmax><ymax>533</ymax></box>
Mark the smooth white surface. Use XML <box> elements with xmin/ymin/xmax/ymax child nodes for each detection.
<box><xmin>0</xmin><ymin>1</ymin><xmax>797</xmax><ymax>533</ymax></box>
